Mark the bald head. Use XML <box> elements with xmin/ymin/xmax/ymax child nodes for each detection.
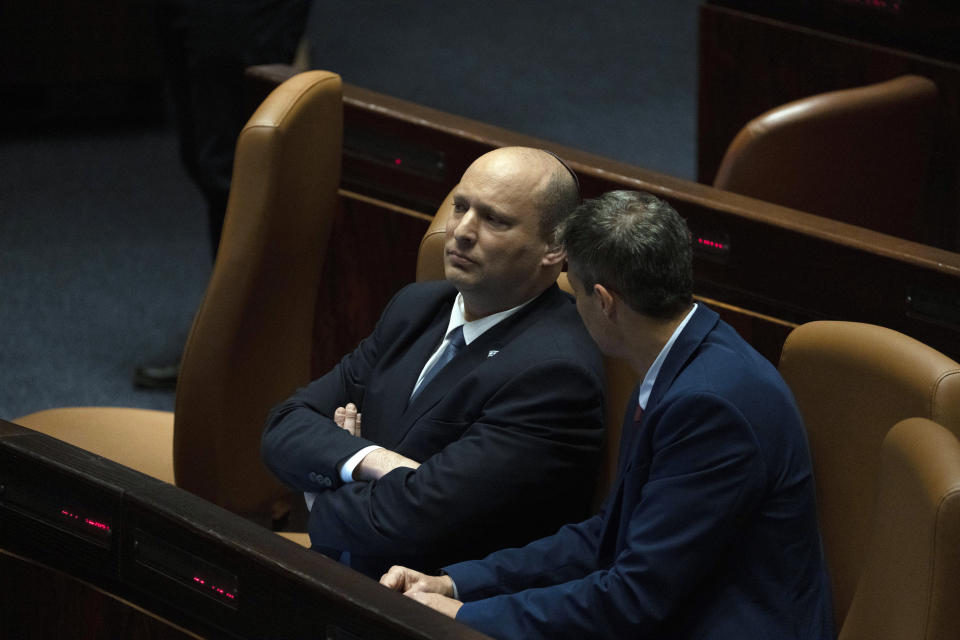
<box><xmin>463</xmin><ymin>147</ymin><xmax>580</xmax><ymax>246</ymax></box>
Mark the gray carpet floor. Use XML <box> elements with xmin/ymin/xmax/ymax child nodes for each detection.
<box><xmin>1</xmin><ymin>128</ymin><xmax>210</xmax><ymax>418</ymax></box>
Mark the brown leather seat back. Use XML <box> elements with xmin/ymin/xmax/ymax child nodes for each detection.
<box><xmin>839</xmin><ymin>417</ymin><xmax>960</xmax><ymax>640</ymax></box>
<box><xmin>174</xmin><ymin>71</ymin><xmax>343</xmax><ymax>524</ymax></box>
<box><xmin>417</xmin><ymin>189</ymin><xmax>637</xmax><ymax>510</ymax></box>
<box><xmin>714</xmin><ymin>75</ymin><xmax>938</xmax><ymax>242</ymax></box>
<box><xmin>415</xmin><ymin>189</ymin><xmax>454</xmax><ymax>282</ymax></box>
<box><xmin>778</xmin><ymin>321</ymin><xmax>960</xmax><ymax>624</ymax></box>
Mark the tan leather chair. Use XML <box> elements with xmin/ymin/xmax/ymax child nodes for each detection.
<box><xmin>778</xmin><ymin>321</ymin><xmax>960</xmax><ymax>625</ymax></box>
<box><xmin>839</xmin><ymin>417</ymin><xmax>960</xmax><ymax>640</ymax></box>
<box><xmin>417</xmin><ymin>190</ymin><xmax>638</xmax><ymax>509</ymax></box>
<box><xmin>15</xmin><ymin>70</ymin><xmax>343</xmax><ymax>527</ymax></box>
<box><xmin>714</xmin><ymin>75</ymin><xmax>938</xmax><ymax>242</ymax></box>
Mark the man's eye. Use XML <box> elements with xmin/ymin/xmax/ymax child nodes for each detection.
<box><xmin>452</xmin><ymin>202</ymin><xmax>468</xmax><ymax>214</ymax></box>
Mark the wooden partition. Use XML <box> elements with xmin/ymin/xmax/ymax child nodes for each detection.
<box><xmin>246</xmin><ymin>65</ymin><xmax>960</xmax><ymax>372</ymax></box>
<box><xmin>698</xmin><ymin>3</ymin><xmax>960</xmax><ymax>252</ymax></box>
<box><xmin>0</xmin><ymin>420</ymin><xmax>491</xmax><ymax>640</ymax></box>
<box><xmin>2</xmin><ymin>552</ymin><xmax>196</xmax><ymax>640</ymax></box>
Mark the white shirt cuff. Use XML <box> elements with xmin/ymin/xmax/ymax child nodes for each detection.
<box><xmin>339</xmin><ymin>445</ymin><xmax>384</xmax><ymax>483</ymax></box>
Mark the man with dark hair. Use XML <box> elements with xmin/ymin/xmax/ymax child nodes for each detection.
<box><xmin>261</xmin><ymin>147</ymin><xmax>604</xmax><ymax>579</ymax></box>
<box><xmin>382</xmin><ymin>190</ymin><xmax>834</xmax><ymax>639</ymax></box>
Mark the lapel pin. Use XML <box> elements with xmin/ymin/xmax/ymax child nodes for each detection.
<box><xmin>487</xmin><ymin>350</ymin><xmax>499</xmax><ymax>358</ymax></box>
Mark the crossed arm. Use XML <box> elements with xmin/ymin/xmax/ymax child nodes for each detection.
<box><xmin>294</xmin><ymin>357</ymin><xmax>603</xmax><ymax>562</ymax></box>
<box><xmin>261</xmin><ymin>290</ymin><xmax>604</xmax><ymax>565</ymax></box>
<box><xmin>333</xmin><ymin>403</ymin><xmax>420</xmax><ymax>481</ymax></box>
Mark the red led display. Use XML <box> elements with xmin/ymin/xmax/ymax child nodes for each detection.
<box><xmin>60</xmin><ymin>508</ymin><xmax>112</xmax><ymax>534</ymax></box>
<box><xmin>85</xmin><ymin>518</ymin><xmax>110</xmax><ymax>531</ymax></box>
<box><xmin>193</xmin><ymin>576</ymin><xmax>237</xmax><ymax>601</ymax></box>
<box><xmin>832</xmin><ymin>0</ymin><xmax>903</xmax><ymax>13</ymax></box>
<box><xmin>134</xmin><ymin>529</ymin><xmax>240</xmax><ymax>610</ymax></box>
<box><xmin>696</xmin><ymin>237</ymin><xmax>728</xmax><ymax>250</ymax></box>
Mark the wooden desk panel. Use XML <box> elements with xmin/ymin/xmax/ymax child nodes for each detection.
<box><xmin>312</xmin><ymin>192</ymin><xmax>430</xmax><ymax>376</ymax></box>
<box><xmin>0</xmin><ymin>420</ymin><xmax>493</xmax><ymax>640</ymax></box>
<box><xmin>698</xmin><ymin>4</ymin><xmax>960</xmax><ymax>251</ymax></box>
<box><xmin>2</xmin><ymin>552</ymin><xmax>195</xmax><ymax>640</ymax></box>
<box><xmin>246</xmin><ymin>65</ymin><xmax>960</xmax><ymax>370</ymax></box>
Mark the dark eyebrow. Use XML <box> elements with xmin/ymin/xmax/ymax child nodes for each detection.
<box><xmin>479</xmin><ymin>203</ymin><xmax>513</xmax><ymax>222</ymax></box>
<box><xmin>452</xmin><ymin>193</ymin><xmax>512</xmax><ymax>222</ymax></box>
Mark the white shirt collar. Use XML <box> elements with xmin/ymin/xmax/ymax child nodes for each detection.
<box><xmin>637</xmin><ymin>303</ymin><xmax>698</xmax><ymax>410</ymax></box>
<box><xmin>445</xmin><ymin>292</ymin><xmax>537</xmax><ymax>345</ymax></box>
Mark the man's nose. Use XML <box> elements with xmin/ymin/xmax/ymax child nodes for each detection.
<box><xmin>453</xmin><ymin>210</ymin><xmax>478</xmax><ymax>243</ymax></box>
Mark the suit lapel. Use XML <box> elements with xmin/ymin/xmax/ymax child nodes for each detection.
<box><xmin>367</xmin><ymin>294</ymin><xmax>452</xmax><ymax>447</ymax></box>
<box><xmin>596</xmin><ymin>305</ymin><xmax>719</xmax><ymax>561</ymax></box>
<box><xmin>645</xmin><ymin>305</ymin><xmax>718</xmax><ymax>415</ymax></box>
<box><xmin>402</xmin><ymin>336</ymin><xmax>494</xmax><ymax>415</ymax></box>
<box><xmin>399</xmin><ymin>285</ymin><xmax>563</xmax><ymax>427</ymax></box>
<box><xmin>615</xmin><ymin>385</ymin><xmax>642</xmax><ymax>475</ymax></box>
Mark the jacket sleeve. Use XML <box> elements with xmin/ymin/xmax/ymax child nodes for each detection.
<box><xmin>303</xmin><ymin>355</ymin><xmax>604</xmax><ymax>559</ymax></box>
<box><xmin>260</xmin><ymin>291</ymin><xmax>404</xmax><ymax>494</ymax></box>
<box><xmin>450</xmin><ymin>395</ymin><xmax>768</xmax><ymax>640</ymax></box>
<box><xmin>444</xmin><ymin>514</ymin><xmax>604</xmax><ymax>600</ymax></box>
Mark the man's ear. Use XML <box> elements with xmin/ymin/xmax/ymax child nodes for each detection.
<box><xmin>594</xmin><ymin>283</ymin><xmax>616</xmax><ymax>319</ymax></box>
<box><xmin>541</xmin><ymin>245</ymin><xmax>566</xmax><ymax>267</ymax></box>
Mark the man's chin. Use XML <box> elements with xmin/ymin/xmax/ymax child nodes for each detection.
<box><xmin>444</xmin><ymin>273</ymin><xmax>467</xmax><ymax>288</ymax></box>
<box><xmin>444</xmin><ymin>269</ymin><xmax>478</xmax><ymax>293</ymax></box>
<box><xmin>444</xmin><ymin>262</ymin><xmax>471</xmax><ymax>281</ymax></box>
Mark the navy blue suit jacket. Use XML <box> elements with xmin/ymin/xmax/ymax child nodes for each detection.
<box><xmin>445</xmin><ymin>305</ymin><xmax>834</xmax><ymax>639</ymax></box>
<box><xmin>261</xmin><ymin>281</ymin><xmax>605</xmax><ymax>577</ymax></box>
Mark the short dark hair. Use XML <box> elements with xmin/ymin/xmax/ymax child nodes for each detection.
<box><xmin>536</xmin><ymin>155</ymin><xmax>581</xmax><ymax>246</ymax></box>
<box><xmin>562</xmin><ymin>190</ymin><xmax>693</xmax><ymax>319</ymax></box>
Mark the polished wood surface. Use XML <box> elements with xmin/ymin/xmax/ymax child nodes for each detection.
<box><xmin>312</xmin><ymin>192</ymin><xmax>430</xmax><ymax>376</ymax></box>
<box><xmin>698</xmin><ymin>4</ymin><xmax>960</xmax><ymax>251</ymax></box>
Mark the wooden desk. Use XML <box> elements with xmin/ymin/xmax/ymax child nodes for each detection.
<box><xmin>698</xmin><ymin>3</ymin><xmax>960</xmax><ymax>251</ymax></box>
<box><xmin>0</xmin><ymin>420</ymin><xmax>491</xmax><ymax>640</ymax></box>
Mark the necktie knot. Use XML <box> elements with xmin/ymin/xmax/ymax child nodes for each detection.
<box><xmin>410</xmin><ymin>326</ymin><xmax>466</xmax><ymax>401</ymax></box>
<box><xmin>446</xmin><ymin>325</ymin><xmax>466</xmax><ymax>351</ymax></box>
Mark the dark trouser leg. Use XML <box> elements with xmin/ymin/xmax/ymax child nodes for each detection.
<box><xmin>154</xmin><ymin>0</ymin><xmax>309</xmax><ymax>261</ymax></box>
<box><xmin>138</xmin><ymin>0</ymin><xmax>309</xmax><ymax>388</ymax></box>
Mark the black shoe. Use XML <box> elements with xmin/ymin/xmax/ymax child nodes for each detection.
<box><xmin>134</xmin><ymin>362</ymin><xmax>180</xmax><ymax>390</ymax></box>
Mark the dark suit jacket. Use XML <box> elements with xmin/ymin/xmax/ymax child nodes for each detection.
<box><xmin>446</xmin><ymin>305</ymin><xmax>835</xmax><ymax>639</ymax></box>
<box><xmin>261</xmin><ymin>280</ymin><xmax>605</xmax><ymax>577</ymax></box>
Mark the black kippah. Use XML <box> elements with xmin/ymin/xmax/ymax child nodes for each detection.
<box><xmin>541</xmin><ymin>149</ymin><xmax>581</xmax><ymax>203</ymax></box>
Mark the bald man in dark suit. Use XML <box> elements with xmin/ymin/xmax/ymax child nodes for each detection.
<box><xmin>262</xmin><ymin>147</ymin><xmax>605</xmax><ymax>578</ymax></box>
